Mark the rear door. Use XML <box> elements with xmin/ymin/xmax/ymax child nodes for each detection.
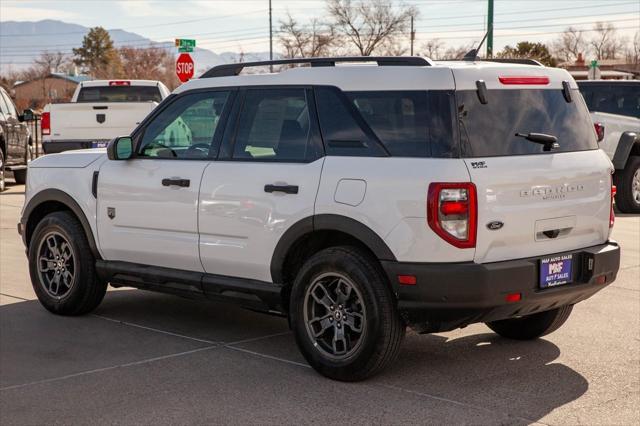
<box><xmin>198</xmin><ymin>87</ymin><xmax>324</xmax><ymax>282</ymax></box>
<box><xmin>454</xmin><ymin>80</ymin><xmax>613</xmax><ymax>264</ymax></box>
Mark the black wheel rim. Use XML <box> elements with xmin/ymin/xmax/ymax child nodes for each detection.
<box><xmin>303</xmin><ymin>273</ymin><xmax>367</xmax><ymax>360</ymax></box>
<box><xmin>36</xmin><ymin>231</ymin><xmax>76</xmax><ymax>299</ymax></box>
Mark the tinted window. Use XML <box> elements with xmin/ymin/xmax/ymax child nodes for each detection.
<box><xmin>315</xmin><ymin>87</ymin><xmax>387</xmax><ymax>157</ymax></box>
<box><xmin>457</xmin><ymin>89</ymin><xmax>598</xmax><ymax>157</ymax></box>
<box><xmin>1</xmin><ymin>91</ymin><xmax>17</xmax><ymax>116</ymax></box>
<box><xmin>347</xmin><ymin>91</ymin><xmax>429</xmax><ymax>157</ymax></box>
<box><xmin>578</xmin><ymin>84</ymin><xmax>640</xmax><ymax>118</ymax></box>
<box><xmin>139</xmin><ymin>91</ymin><xmax>229</xmax><ymax>159</ymax></box>
<box><xmin>232</xmin><ymin>89</ymin><xmax>310</xmax><ymax>161</ymax></box>
<box><xmin>77</xmin><ymin>85</ymin><xmax>162</xmax><ymax>103</ymax></box>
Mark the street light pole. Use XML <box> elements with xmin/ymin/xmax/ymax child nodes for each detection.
<box><xmin>269</xmin><ymin>0</ymin><xmax>273</xmax><ymax>72</ymax></box>
<box><xmin>487</xmin><ymin>0</ymin><xmax>494</xmax><ymax>58</ymax></box>
<box><xmin>410</xmin><ymin>15</ymin><xmax>415</xmax><ymax>56</ymax></box>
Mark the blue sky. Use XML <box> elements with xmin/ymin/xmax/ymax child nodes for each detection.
<box><xmin>1</xmin><ymin>0</ymin><xmax>638</xmax><ymax>56</ymax></box>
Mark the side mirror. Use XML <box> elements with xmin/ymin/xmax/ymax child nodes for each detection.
<box><xmin>19</xmin><ymin>109</ymin><xmax>35</xmax><ymax>122</ymax></box>
<box><xmin>107</xmin><ymin>136</ymin><xmax>133</xmax><ymax>160</ymax></box>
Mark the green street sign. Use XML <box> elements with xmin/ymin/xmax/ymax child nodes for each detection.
<box><xmin>178</xmin><ymin>46</ymin><xmax>194</xmax><ymax>53</ymax></box>
<box><xmin>590</xmin><ymin>59</ymin><xmax>598</xmax><ymax>68</ymax></box>
<box><xmin>175</xmin><ymin>39</ymin><xmax>196</xmax><ymax>49</ymax></box>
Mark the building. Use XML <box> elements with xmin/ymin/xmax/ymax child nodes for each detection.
<box><xmin>13</xmin><ymin>73</ymin><xmax>91</xmax><ymax>111</ymax></box>
<box><xmin>559</xmin><ymin>53</ymin><xmax>638</xmax><ymax>81</ymax></box>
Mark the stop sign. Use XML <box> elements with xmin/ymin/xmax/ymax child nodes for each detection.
<box><xmin>176</xmin><ymin>53</ymin><xmax>194</xmax><ymax>82</ymax></box>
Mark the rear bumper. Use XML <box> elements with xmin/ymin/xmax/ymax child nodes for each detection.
<box><xmin>42</xmin><ymin>140</ymin><xmax>108</xmax><ymax>154</ymax></box>
<box><xmin>381</xmin><ymin>241</ymin><xmax>620</xmax><ymax>333</ymax></box>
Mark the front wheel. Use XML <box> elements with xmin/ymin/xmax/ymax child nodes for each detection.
<box><xmin>289</xmin><ymin>246</ymin><xmax>405</xmax><ymax>381</ymax></box>
<box><xmin>486</xmin><ymin>305</ymin><xmax>573</xmax><ymax>340</ymax></box>
<box><xmin>28</xmin><ymin>211</ymin><xmax>107</xmax><ymax>315</ymax></box>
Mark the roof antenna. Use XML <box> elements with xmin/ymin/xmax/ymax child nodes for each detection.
<box><xmin>462</xmin><ymin>24</ymin><xmax>491</xmax><ymax>61</ymax></box>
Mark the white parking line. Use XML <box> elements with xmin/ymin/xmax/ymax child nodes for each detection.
<box><xmin>0</xmin><ymin>345</ymin><xmax>218</xmax><ymax>392</ymax></box>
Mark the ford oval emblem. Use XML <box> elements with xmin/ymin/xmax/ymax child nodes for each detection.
<box><xmin>487</xmin><ymin>221</ymin><xmax>504</xmax><ymax>230</ymax></box>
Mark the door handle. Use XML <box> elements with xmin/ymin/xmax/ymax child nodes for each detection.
<box><xmin>162</xmin><ymin>178</ymin><xmax>190</xmax><ymax>187</ymax></box>
<box><xmin>264</xmin><ymin>184</ymin><xmax>298</xmax><ymax>194</ymax></box>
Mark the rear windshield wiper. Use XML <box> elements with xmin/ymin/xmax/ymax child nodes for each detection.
<box><xmin>515</xmin><ymin>132</ymin><xmax>560</xmax><ymax>152</ymax></box>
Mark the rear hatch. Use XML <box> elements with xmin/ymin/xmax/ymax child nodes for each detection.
<box><xmin>452</xmin><ymin>67</ymin><xmax>613</xmax><ymax>264</ymax></box>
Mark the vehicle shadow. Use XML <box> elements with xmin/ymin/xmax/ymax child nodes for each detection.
<box><xmin>0</xmin><ymin>290</ymin><xmax>588</xmax><ymax>424</ymax></box>
<box><xmin>377</xmin><ymin>331</ymin><xmax>588</xmax><ymax>423</ymax></box>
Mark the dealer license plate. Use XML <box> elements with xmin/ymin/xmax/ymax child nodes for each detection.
<box><xmin>540</xmin><ymin>254</ymin><xmax>573</xmax><ymax>288</ymax></box>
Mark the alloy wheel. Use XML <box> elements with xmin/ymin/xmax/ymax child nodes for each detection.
<box><xmin>303</xmin><ymin>272</ymin><xmax>367</xmax><ymax>360</ymax></box>
<box><xmin>37</xmin><ymin>231</ymin><xmax>76</xmax><ymax>299</ymax></box>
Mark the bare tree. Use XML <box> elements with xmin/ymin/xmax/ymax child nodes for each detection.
<box><xmin>118</xmin><ymin>45</ymin><xmax>178</xmax><ymax>89</ymax></box>
<box><xmin>440</xmin><ymin>44</ymin><xmax>474</xmax><ymax>60</ymax></box>
<box><xmin>625</xmin><ymin>31</ymin><xmax>639</xmax><ymax>65</ymax></box>
<box><xmin>552</xmin><ymin>27</ymin><xmax>587</xmax><ymax>63</ymax></box>
<box><xmin>34</xmin><ymin>51</ymin><xmax>69</xmax><ymax>74</ymax></box>
<box><xmin>327</xmin><ymin>0</ymin><xmax>417</xmax><ymax>56</ymax></box>
<box><xmin>278</xmin><ymin>13</ymin><xmax>335</xmax><ymax>58</ymax></box>
<box><xmin>420</xmin><ymin>38</ymin><xmax>445</xmax><ymax>59</ymax></box>
<box><xmin>590</xmin><ymin>22</ymin><xmax>626</xmax><ymax>60</ymax></box>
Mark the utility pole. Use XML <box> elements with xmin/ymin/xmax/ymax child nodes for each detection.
<box><xmin>269</xmin><ymin>0</ymin><xmax>273</xmax><ymax>72</ymax></box>
<box><xmin>410</xmin><ymin>15</ymin><xmax>415</xmax><ymax>56</ymax></box>
<box><xmin>487</xmin><ymin>0</ymin><xmax>494</xmax><ymax>58</ymax></box>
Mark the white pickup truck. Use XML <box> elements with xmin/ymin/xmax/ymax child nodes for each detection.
<box><xmin>577</xmin><ymin>80</ymin><xmax>640</xmax><ymax>213</ymax></box>
<box><xmin>41</xmin><ymin>80</ymin><xmax>170</xmax><ymax>154</ymax></box>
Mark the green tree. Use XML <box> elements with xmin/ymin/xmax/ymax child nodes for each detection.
<box><xmin>73</xmin><ymin>27</ymin><xmax>122</xmax><ymax>78</ymax></box>
<box><xmin>498</xmin><ymin>41</ymin><xmax>558</xmax><ymax>67</ymax></box>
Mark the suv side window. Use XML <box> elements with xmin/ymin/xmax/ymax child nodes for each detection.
<box><xmin>0</xmin><ymin>91</ymin><xmax>16</xmax><ymax>116</ymax></box>
<box><xmin>138</xmin><ymin>91</ymin><xmax>230</xmax><ymax>159</ymax></box>
<box><xmin>231</xmin><ymin>88</ymin><xmax>312</xmax><ymax>161</ymax></box>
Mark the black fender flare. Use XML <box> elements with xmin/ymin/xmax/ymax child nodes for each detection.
<box><xmin>21</xmin><ymin>188</ymin><xmax>101</xmax><ymax>259</ymax></box>
<box><xmin>270</xmin><ymin>214</ymin><xmax>396</xmax><ymax>284</ymax></box>
<box><xmin>612</xmin><ymin>132</ymin><xmax>639</xmax><ymax>170</ymax></box>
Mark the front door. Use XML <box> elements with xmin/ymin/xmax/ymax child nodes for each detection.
<box><xmin>199</xmin><ymin>87</ymin><xmax>324</xmax><ymax>282</ymax></box>
<box><xmin>97</xmin><ymin>89</ymin><xmax>234</xmax><ymax>272</ymax></box>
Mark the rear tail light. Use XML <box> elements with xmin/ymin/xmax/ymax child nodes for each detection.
<box><xmin>498</xmin><ymin>76</ymin><xmax>550</xmax><ymax>85</ymax></box>
<box><xmin>594</xmin><ymin>122</ymin><xmax>605</xmax><ymax>142</ymax></box>
<box><xmin>109</xmin><ymin>80</ymin><xmax>130</xmax><ymax>86</ymax></box>
<box><xmin>427</xmin><ymin>182</ymin><xmax>477</xmax><ymax>249</ymax></box>
<box><xmin>610</xmin><ymin>178</ymin><xmax>616</xmax><ymax>228</ymax></box>
<box><xmin>41</xmin><ymin>112</ymin><xmax>50</xmax><ymax>135</ymax></box>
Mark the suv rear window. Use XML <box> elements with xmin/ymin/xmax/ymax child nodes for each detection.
<box><xmin>578</xmin><ymin>84</ymin><xmax>640</xmax><ymax>118</ymax></box>
<box><xmin>457</xmin><ymin>89</ymin><xmax>598</xmax><ymax>157</ymax></box>
<box><xmin>77</xmin><ymin>86</ymin><xmax>162</xmax><ymax>103</ymax></box>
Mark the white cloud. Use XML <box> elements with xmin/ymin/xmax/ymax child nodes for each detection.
<box><xmin>0</xmin><ymin>6</ymin><xmax>78</xmax><ymax>22</ymax></box>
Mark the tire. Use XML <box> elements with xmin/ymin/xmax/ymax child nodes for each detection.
<box><xmin>0</xmin><ymin>149</ymin><xmax>5</xmax><ymax>192</ymax></box>
<box><xmin>289</xmin><ymin>246</ymin><xmax>405</xmax><ymax>381</ymax></box>
<box><xmin>28</xmin><ymin>211</ymin><xmax>107</xmax><ymax>315</ymax></box>
<box><xmin>614</xmin><ymin>156</ymin><xmax>640</xmax><ymax>214</ymax></box>
<box><xmin>13</xmin><ymin>168</ymin><xmax>27</xmax><ymax>185</ymax></box>
<box><xmin>486</xmin><ymin>305</ymin><xmax>573</xmax><ymax>340</ymax></box>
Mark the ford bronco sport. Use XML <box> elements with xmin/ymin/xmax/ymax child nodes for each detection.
<box><xmin>19</xmin><ymin>57</ymin><xmax>621</xmax><ymax>381</ymax></box>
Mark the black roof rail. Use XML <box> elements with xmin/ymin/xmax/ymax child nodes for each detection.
<box><xmin>201</xmin><ymin>56</ymin><xmax>431</xmax><ymax>78</ymax></box>
<box><xmin>480</xmin><ymin>58</ymin><xmax>544</xmax><ymax>66</ymax></box>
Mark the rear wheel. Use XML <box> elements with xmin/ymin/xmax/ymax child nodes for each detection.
<box><xmin>28</xmin><ymin>211</ymin><xmax>107</xmax><ymax>315</ymax></box>
<box><xmin>614</xmin><ymin>156</ymin><xmax>640</xmax><ymax>214</ymax></box>
<box><xmin>13</xmin><ymin>168</ymin><xmax>27</xmax><ymax>185</ymax></box>
<box><xmin>289</xmin><ymin>246</ymin><xmax>405</xmax><ymax>381</ymax></box>
<box><xmin>486</xmin><ymin>305</ymin><xmax>573</xmax><ymax>340</ymax></box>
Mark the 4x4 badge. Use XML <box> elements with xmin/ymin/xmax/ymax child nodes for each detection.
<box><xmin>487</xmin><ymin>221</ymin><xmax>503</xmax><ymax>230</ymax></box>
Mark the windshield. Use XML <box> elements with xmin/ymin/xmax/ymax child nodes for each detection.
<box><xmin>457</xmin><ymin>89</ymin><xmax>598</xmax><ymax>157</ymax></box>
<box><xmin>77</xmin><ymin>86</ymin><xmax>162</xmax><ymax>103</ymax></box>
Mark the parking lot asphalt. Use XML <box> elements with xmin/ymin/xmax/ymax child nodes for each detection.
<box><xmin>1</xmin><ymin>179</ymin><xmax>638</xmax><ymax>425</ymax></box>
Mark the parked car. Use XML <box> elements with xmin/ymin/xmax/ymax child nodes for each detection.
<box><xmin>0</xmin><ymin>86</ymin><xmax>31</xmax><ymax>191</ymax></box>
<box><xmin>41</xmin><ymin>79</ymin><xmax>170</xmax><ymax>154</ymax></box>
<box><xmin>577</xmin><ymin>80</ymin><xmax>640</xmax><ymax>213</ymax></box>
<box><xmin>19</xmin><ymin>57</ymin><xmax>620</xmax><ymax>381</ymax></box>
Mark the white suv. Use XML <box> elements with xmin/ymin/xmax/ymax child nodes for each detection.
<box><xmin>19</xmin><ymin>57</ymin><xmax>621</xmax><ymax>381</ymax></box>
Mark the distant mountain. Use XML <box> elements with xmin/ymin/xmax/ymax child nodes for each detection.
<box><xmin>0</xmin><ymin>19</ymin><xmax>269</xmax><ymax>75</ymax></box>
